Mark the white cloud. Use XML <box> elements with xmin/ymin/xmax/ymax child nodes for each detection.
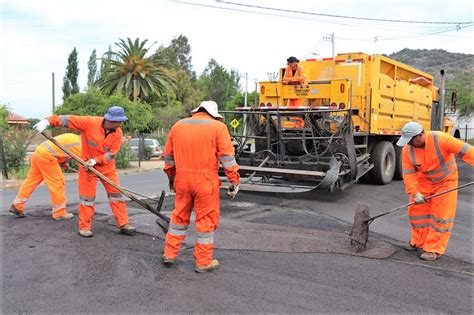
<box><xmin>1</xmin><ymin>0</ymin><xmax>472</xmax><ymax>118</ymax></box>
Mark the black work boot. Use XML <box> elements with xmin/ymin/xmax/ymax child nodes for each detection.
<box><xmin>119</xmin><ymin>224</ymin><xmax>136</xmax><ymax>235</ymax></box>
<box><xmin>9</xmin><ymin>206</ymin><xmax>26</xmax><ymax>218</ymax></box>
<box><xmin>403</xmin><ymin>242</ymin><xmax>419</xmax><ymax>251</ymax></box>
<box><xmin>162</xmin><ymin>255</ymin><xmax>176</xmax><ymax>266</ymax></box>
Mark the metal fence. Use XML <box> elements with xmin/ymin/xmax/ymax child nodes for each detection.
<box><xmin>456</xmin><ymin>125</ymin><xmax>474</xmax><ymax>143</ymax></box>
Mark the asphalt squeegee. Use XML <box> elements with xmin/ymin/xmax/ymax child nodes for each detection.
<box><xmin>41</xmin><ymin>132</ymin><xmax>170</xmax><ymax>232</ymax></box>
<box><xmin>350</xmin><ymin>181</ymin><xmax>474</xmax><ymax>251</ymax></box>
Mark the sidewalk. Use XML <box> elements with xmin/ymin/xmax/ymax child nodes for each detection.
<box><xmin>0</xmin><ymin>159</ymin><xmax>164</xmax><ymax>190</ymax></box>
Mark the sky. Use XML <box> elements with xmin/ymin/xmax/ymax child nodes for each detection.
<box><xmin>1</xmin><ymin>0</ymin><xmax>473</xmax><ymax>119</ymax></box>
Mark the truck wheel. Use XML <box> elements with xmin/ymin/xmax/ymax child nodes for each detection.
<box><xmin>393</xmin><ymin>144</ymin><xmax>403</xmax><ymax>180</ymax></box>
<box><xmin>369</xmin><ymin>141</ymin><xmax>395</xmax><ymax>185</ymax></box>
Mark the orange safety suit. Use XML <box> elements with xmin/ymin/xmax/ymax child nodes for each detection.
<box><xmin>47</xmin><ymin>115</ymin><xmax>129</xmax><ymax>231</ymax></box>
<box><xmin>12</xmin><ymin>133</ymin><xmax>81</xmax><ymax>219</ymax></box>
<box><xmin>402</xmin><ymin>131</ymin><xmax>474</xmax><ymax>254</ymax></box>
<box><xmin>163</xmin><ymin>112</ymin><xmax>240</xmax><ymax>268</ymax></box>
<box><xmin>282</xmin><ymin>65</ymin><xmax>306</xmax><ymax>107</ymax></box>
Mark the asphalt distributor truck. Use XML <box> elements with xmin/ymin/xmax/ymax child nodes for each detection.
<box><xmin>220</xmin><ymin>52</ymin><xmax>456</xmax><ymax>193</ymax></box>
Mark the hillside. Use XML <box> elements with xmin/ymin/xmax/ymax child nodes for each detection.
<box><xmin>387</xmin><ymin>48</ymin><xmax>474</xmax><ymax>86</ymax></box>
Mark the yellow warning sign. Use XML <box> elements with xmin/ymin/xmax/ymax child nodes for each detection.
<box><xmin>230</xmin><ymin>118</ymin><xmax>240</xmax><ymax>129</ymax></box>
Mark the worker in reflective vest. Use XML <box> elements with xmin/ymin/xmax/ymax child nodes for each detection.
<box><xmin>9</xmin><ymin>133</ymin><xmax>81</xmax><ymax>220</ymax></box>
<box><xmin>33</xmin><ymin>106</ymin><xmax>136</xmax><ymax>238</ymax></box>
<box><xmin>162</xmin><ymin>101</ymin><xmax>240</xmax><ymax>273</ymax></box>
<box><xmin>397</xmin><ymin>122</ymin><xmax>474</xmax><ymax>261</ymax></box>
<box><xmin>282</xmin><ymin>56</ymin><xmax>306</xmax><ymax>107</ymax></box>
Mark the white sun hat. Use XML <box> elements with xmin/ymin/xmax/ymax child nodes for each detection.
<box><xmin>396</xmin><ymin>121</ymin><xmax>423</xmax><ymax>146</ymax></box>
<box><xmin>191</xmin><ymin>101</ymin><xmax>223</xmax><ymax>119</ymax></box>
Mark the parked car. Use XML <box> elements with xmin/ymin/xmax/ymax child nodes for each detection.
<box><xmin>128</xmin><ymin>138</ymin><xmax>162</xmax><ymax>160</ymax></box>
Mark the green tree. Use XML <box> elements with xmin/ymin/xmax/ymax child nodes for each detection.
<box><xmin>56</xmin><ymin>90</ymin><xmax>154</xmax><ymax>133</ymax></box>
<box><xmin>198</xmin><ymin>59</ymin><xmax>240</xmax><ymax>110</ymax></box>
<box><xmin>62</xmin><ymin>47</ymin><xmax>80</xmax><ymax>100</ymax></box>
<box><xmin>96</xmin><ymin>37</ymin><xmax>175</xmax><ymax>101</ymax></box>
<box><xmin>447</xmin><ymin>73</ymin><xmax>474</xmax><ymax>118</ymax></box>
<box><xmin>0</xmin><ymin>104</ymin><xmax>8</xmax><ymax>132</ymax></box>
<box><xmin>87</xmin><ymin>49</ymin><xmax>98</xmax><ymax>89</ymax></box>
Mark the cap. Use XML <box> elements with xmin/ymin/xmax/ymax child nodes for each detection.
<box><xmin>104</xmin><ymin>106</ymin><xmax>128</xmax><ymax>122</ymax></box>
<box><xmin>396</xmin><ymin>122</ymin><xmax>423</xmax><ymax>146</ymax></box>
<box><xmin>287</xmin><ymin>56</ymin><xmax>299</xmax><ymax>63</ymax></box>
<box><xmin>191</xmin><ymin>101</ymin><xmax>223</xmax><ymax>119</ymax></box>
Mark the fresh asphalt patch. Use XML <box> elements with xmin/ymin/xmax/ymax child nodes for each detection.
<box><xmin>1</xmin><ymin>205</ymin><xmax>473</xmax><ymax>313</ymax></box>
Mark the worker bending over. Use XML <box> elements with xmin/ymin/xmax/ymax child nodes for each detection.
<box><xmin>9</xmin><ymin>133</ymin><xmax>81</xmax><ymax>220</ymax></box>
<box><xmin>162</xmin><ymin>101</ymin><xmax>240</xmax><ymax>273</ymax></box>
<box><xmin>33</xmin><ymin>106</ymin><xmax>136</xmax><ymax>238</ymax></box>
<box><xmin>397</xmin><ymin>122</ymin><xmax>473</xmax><ymax>261</ymax></box>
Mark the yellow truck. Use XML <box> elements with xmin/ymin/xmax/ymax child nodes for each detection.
<box><xmin>222</xmin><ymin>52</ymin><xmax>456</xmax><ymax>193</ymax></box>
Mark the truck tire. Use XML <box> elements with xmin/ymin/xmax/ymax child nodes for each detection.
<box><xmin>369</xmin><ymin>141</ymin><xmax>395</xmax><ymax>185</ymax></box>
<box><xmin>393</xmin><ymin>144</ymin><xmax>403</xmax><ymax>180</ymax></box>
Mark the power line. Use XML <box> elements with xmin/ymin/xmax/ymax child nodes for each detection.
<box><xmin>336</xmin><ymin>24</ymin><xmax>473</xmax><ymax>42</ymax></box>
<box><xmin>215</xmin><ymin>0</ymin><xmax>472</xmax><ymax>25</ymax></box>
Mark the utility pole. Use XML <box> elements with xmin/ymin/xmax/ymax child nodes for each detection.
<box><xmin>323</xmin><ymin>33</ymin><xmax>335</xmax><ymax>58</ymax></box>
<box><xmin>244</xmin><ymin>72</ymin><xmax>248</xmax><ymax>107</ymax></box>
<box><xmin>52</xmin><ymin>72</ymin><xmax>56</xmax><ymax>113</ymax></box>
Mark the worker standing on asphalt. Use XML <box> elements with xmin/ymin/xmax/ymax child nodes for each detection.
<box><xmin>33</xmin><ymin>106</ymin><xmax>136</xmax><ymax>238</ymax></box>
<box><xmin>9</xmin><ymin>133</ymin><xmax>81</xmax><ymax>220</ymax></box>
<box><xmin>282</xmin><ymin>56</ymin><xmax>306</xmax><ymax>107</ymax></box>
<box><xmin>162</xmin><ymin>101</ymin><xmax>240</xmax><ymax>273</ymax></box>
<box><xmin>397</xmin><ymin>121</ymin><xmax>474</xmax><ymax>260</ymax></box>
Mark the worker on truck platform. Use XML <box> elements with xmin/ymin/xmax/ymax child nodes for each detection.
<box><xmin>397</xmin><ymin>121</ymin><xmax>474</xmax><ymax>261</ymax></box>
<box><xmin>162</xmin><ymin>101</ymin><xmax>240</xmax><ymax>273</ymax></box>
<box><xmin>33</xmin><ymin>106</ymin><xmax>136</xmax><ymax>238</ymax></box>
<box><xmin>9</xmin><ymin>133</ymin><xmax>81</xmax><ymax>220</ymax></box>
<box><xmin>282</xmin><ymin>56</ymin><xmax>306</xmax><ymax>107</ymax></box>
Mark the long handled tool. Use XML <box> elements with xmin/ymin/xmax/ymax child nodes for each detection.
<box><xmin>350</xmin><ymin>181</ymin><xmax>474</xmax><ymax>250</ymax></box>
<box><xmin>41</xmin><ymin>132</ymin><xmax>170</xmax><ymax>232</ymax></box>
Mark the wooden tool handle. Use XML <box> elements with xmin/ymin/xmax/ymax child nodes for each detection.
<box><xmin>41</xmin><ymin>132</ymin><xmax>170</xmax><ymax>224</ymax></box>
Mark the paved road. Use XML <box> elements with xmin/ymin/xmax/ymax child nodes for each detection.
<box><xmin>1</xmin><ymin>161</ymin><xmax>473</xmax><ymax>313</ymax></box>
<box><xmin>2</xmin><ymin>162</ymin><xmax>472</xmax><ymax>261</ymax></box>
<box><xmin>1</xmin><ymin>212</ymin><xmax>472</xmax><ymax>313</ymax></box>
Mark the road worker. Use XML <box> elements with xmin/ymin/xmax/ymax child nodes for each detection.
<box><xmin>9</xmin><ymin>133</ymin><xmax>81</xmax><ymax>220</ymax></box>
<box><xmin>397</xmin><ymin>121</ymin><xmax>474</xmax><ymax>260</ymax></box>
<box><xmin>33</xmin><ymin>106</ymin><xmax>136</xmax><ymax>238</ymax></box>
<box><xmin>162</xmin><ymin>100</ymin><xmax>240</xmax><ymax>273</ymax></box>
<box><xmin>282</xmin><ymin>56</ymin><xmax>306</xmax><ymax>107</ymax></box>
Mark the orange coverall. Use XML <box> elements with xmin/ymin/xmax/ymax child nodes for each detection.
<box><xmin>47</xmin><ymin>115</ymin><xmax>129</xmax><ymax>231</ymax></box>
<box><xmin>282</xmin><ymin>65</ymin><xmax>306</xmax><ymax>107</ymax></box>
<box><xmin>163</xmin><ymin>112</ymin><xmax>240</xmax><ymax>268</ymax></box>
<box><xmin>12</xmin><ymin>133</ymin><xmax>81</xmax><ymax>219</ymax></box>
<box><xmin>402</xmin><ymin>131</ymin><xmax>474</xmax><ymax>254</ymax></box>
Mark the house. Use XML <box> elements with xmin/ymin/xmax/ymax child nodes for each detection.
<box><xmin>7</xmin><ymin>111</ymin><xmax>29</xmax><ymax>125</ymax></box>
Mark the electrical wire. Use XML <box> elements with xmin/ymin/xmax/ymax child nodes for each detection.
<box><xmin>215</xmin><ymin>0</ymin><xmax>472</xmax><ymax>25</ymax></box>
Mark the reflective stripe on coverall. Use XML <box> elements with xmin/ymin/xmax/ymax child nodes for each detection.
<box><xmin>282</xmin><ymin>65</ymin><xmax>306</xmax><ymax>107</ymax></box>
<box><xmin>163</xmin><ymin>112</ymin><xmax>240</xmax><ymax>267</ymax></box>
<box><xmin>13</xmin><ymin>133</ymin><xmax>81</xmax><ymax>218</ymax></box>
<box><xmin>47</xmin><ymin>115</ymin><xmax>129</xmax><ymax>231</ymax></box>
<box><xmin>402</xmin><ymin>131</ymin><xmax>474</xmax><ymax>254</ymax></box>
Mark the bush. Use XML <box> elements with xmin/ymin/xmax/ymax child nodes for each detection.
<box><xmin>3</xmin><ymin>127</ymin><xmax>34</xmax><ymax>173</ymax></box>
<box><xmin>115</xmin><ymin>143</ymin><xmax>131</xmax><ymax>169</ymax></box>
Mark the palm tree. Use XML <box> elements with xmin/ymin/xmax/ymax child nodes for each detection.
<box><xmin>96</xmin><ymin>38</ymin><xmax>175</xmax><ymax>101</ymax></box>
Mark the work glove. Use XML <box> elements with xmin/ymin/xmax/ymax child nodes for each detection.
<box><xmin>226</xmin><ymin>184</ymin><xmax>239</xmax><ymax>200</ymax></box>
<box><xmin>85</xmin><ymin>159</ymin><xmax>97</xmax><ymax>168</ymax></box>
<box><xmin>60</xmin><ymin>163</ymin><xmax>69</xmax><ymax>172</ymax></box>
<box><xmin>168</xmin><ymin>176</ymin><xmax>175</xmax><ymax>192</ymax></box>
<box><xmin>33</xmin><ymin>119</ymin><xmax>50</xmax><ymax>133</ymax></box>
<box><xmin>413</xmin><ymin>192</ymin><xmax>426</xmax><ymax>204</ymax></box>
